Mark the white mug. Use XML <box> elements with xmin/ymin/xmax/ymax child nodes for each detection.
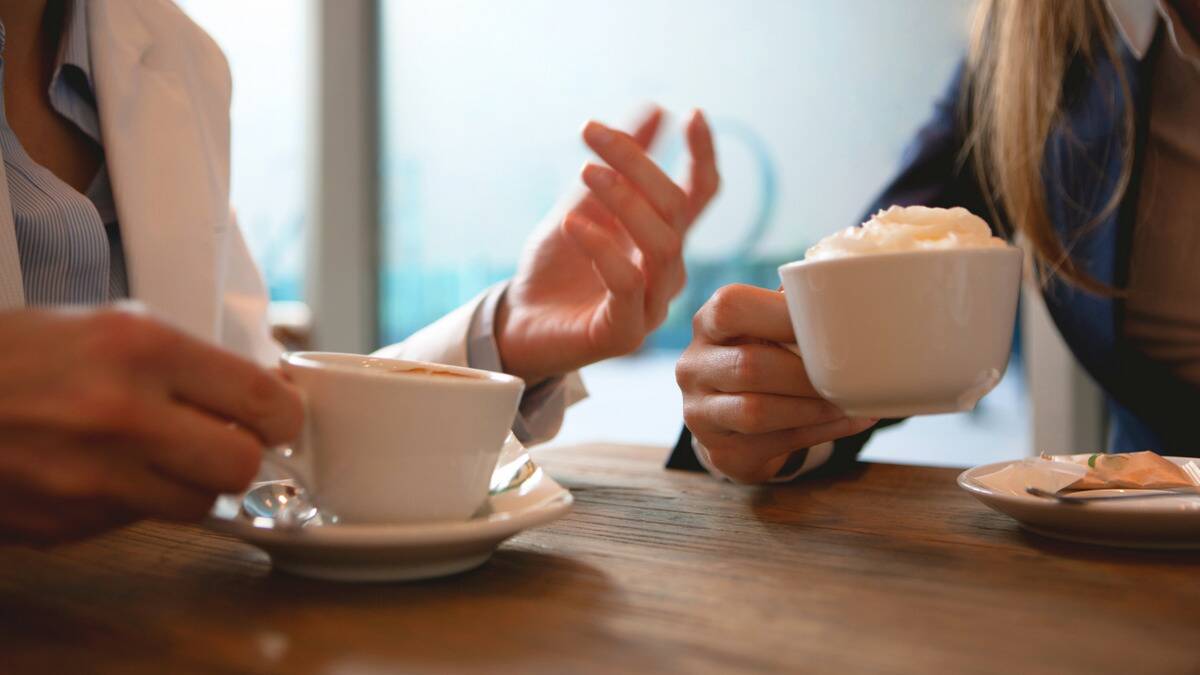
<box><xmin>777</xmin><ymin>247</ymin><xmax>1022</xmax><ymax>418</ymax></box>
<box><xmin>276</xmin><ymin>352</ymin><xmax>524</xmax><ymax>524</ymax></box>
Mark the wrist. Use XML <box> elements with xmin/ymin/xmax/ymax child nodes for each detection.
<box><xmin>494</xmin><ymin>291</ymin><xmax>549</xmax><ymax>388</ymax></box>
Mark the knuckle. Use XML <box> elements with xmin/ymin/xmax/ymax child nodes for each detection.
<box><xmin>681</xmin><ymin>400</ymin><xmax>709</xmax><ymax>433</ymax></box>
<box><xmin>222</xmin><ymin>433</ymin><xmax>264</xmax><ymax>492</ymax></box>
<box><xmin>87</xmin><ymin>311</ymin><xmax>173</xmax><ymax>365</ymax></box>
<box><xmin>675</xmin><ymin>350</ymin><xmax>704</xmax><ymax>391</ymax></box>
<box><xmin>701</xmin><ymin>443</ymin><xmax>758</xmax><ymax>484</ymax></box>
<box><xmin>241</xmin><ymin>369</ymin><xmax>281</xmax><ymax>425</ymax></box>
<box><xmin>673</xmin><ymin>267</ymin><xmax>688</xmax><ymax>296</ymax></box>
<box><xmin>645</xmin><ymin>302</ymin><xmax>669</xmax><ymax>331</ymax></box>
<box><xmin>667</xmin><ymin>196</ymin><xmax>688</xmax><ymax>227</ymax></box>
<box><xmin>74</xmin><ymin>384</ymin><xmax>143</xmax><ymax>434</ymax></box>
<box><xmin>735</xmin><ymin>396</ymin><xmax>766</xmax><ymax>433</ymax></box>
<box><xmin>657</xmin><ymin>231</ymin><xmax>683</xmax><ymax>262</ymax></box>
<box><xmin>729</xmin><ymin>346</ymin><xmax>760</xmax><ymax>389</ymax></box>
<box><xmin>702</xmin><ymin>288</ymin><xmax>737</xmax><ymax>337</ymax></box>
<box><xmin>612</xmin><ymin>330</ymin><xmax>645</xmax><ymax>358</ymax></box>
<box><xmin>612</xmin><ymin>185</ymin><xmax>641</xmax><ymax>217</ymax></box>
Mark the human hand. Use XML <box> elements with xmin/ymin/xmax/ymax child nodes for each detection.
<box><xmin>674</xmin><ymin>284</ymin><xmax>877</xmax><ymax>483</ymax></box>
<box><xmin>495</xmin><ymin>107</ymin><xmax>719</xmax><ymax>385</ymax></box>
<box><xmin>0</xmin><ymin>308</ymin><xmax>303</xmax><ymax>544</ymax></box>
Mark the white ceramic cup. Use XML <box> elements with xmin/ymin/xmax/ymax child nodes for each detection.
<box><xmin>277</xmin><ymin>352</ymin><xmax>524</xmax><ymax>524</ymax></box>
<box><xmin>777</xmin><ymin>247</ymin><xmax>1022</xmax><ymax>418</ymax></box>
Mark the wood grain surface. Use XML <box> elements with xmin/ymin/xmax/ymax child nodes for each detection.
<box><xmin>2</xmin><ymin>443</ymin><xmax>1198</xmax><ymax>674</ymax></box>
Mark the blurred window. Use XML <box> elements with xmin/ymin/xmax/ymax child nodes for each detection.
<box><xmin>378</xmin><ymin>0</ymin><xmax>975</xmax><ymax>346</ymax></box>
<box><xmin>177</xmin><ymin>0</ymin><xmax>311</xmax><ymax>301</ymax></box>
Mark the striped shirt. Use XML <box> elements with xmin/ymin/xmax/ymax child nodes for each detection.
<box><xmin>0</xmin><ymin>0</ymin><xmax>127</xmax><ymax>305</ymax></box>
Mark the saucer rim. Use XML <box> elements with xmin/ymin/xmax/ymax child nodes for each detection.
<box><xmin>202</xmin><ymin>467</ymin><xmax>572</xmax><ymax>548</ymax></box>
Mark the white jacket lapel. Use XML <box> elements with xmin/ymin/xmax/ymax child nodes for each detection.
<box><xmin>87</xmin><ymin>0</ymin><xmax>228</xmax><ymax>341</ymax></box>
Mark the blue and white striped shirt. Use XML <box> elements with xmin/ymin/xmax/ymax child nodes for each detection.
<box><xmin>0</xmin><ymin>0</ymin><xmax>127</xmax><ymax>305</ymax></box>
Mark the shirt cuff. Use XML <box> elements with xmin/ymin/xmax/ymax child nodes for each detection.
<box><xmin>691</xmin><ymin>436</ymin><xmax>835</xmax><ymax>483</ymax></box>
<box><xmin>466</xmin><ymin>281</ymin><xmax>568</xmax><ymax>445</ymax></box>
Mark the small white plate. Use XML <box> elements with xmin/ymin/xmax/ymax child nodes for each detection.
<box><xmin>958</xmin><ymin>456</ymin><xmax>1200</xmax><ymax>549</ymax></box>
<box><xmin>203</xmin><ymin>441</ymin><xmax>572</xmax><ymax>582</ymax></box>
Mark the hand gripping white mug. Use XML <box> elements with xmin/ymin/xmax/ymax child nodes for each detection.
<box><xmin>271</xmin><ymin>352</ymin><xmax>524</xmax><ymax>524</ymax></box>
<box><xmin>777</xmin><ymin>206</ymin><xmax>1022</xmax><ymax>419</ymax></box>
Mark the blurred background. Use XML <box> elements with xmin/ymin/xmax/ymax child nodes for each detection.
<box><xmin>177</xmin><ymin>0</ymin><xmax>1037</xmax><ymax>466</ymax></box>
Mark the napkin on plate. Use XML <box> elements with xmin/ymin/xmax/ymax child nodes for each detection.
<box><xmin>1047</xmin><ymin>451</ymin><xmax>1200</xmax><ymax>490</ymax></box>
<box><xmin>975</xmin><ymin>452</ymin><xmax>1200</xmax><ymax>496</ymax></box>
<box><xmin>974</xmin><ymin>458</ymin><xmax>1088</xmax><ymax>496</ymax></box>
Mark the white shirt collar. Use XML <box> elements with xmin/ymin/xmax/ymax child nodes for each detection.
<box><xmin>1107</xmin><ymin>0</ymin><xmax>1200</xmax><ymax>63</ymax></box>
<box><xmin>1107</xmin><ymin>0</ymin><xmax>1161</xmax><ymax>59</ymax></box>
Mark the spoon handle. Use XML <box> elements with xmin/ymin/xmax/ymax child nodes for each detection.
<box><xmin>1025</xmin><ymin>486</ymin><xmax>1200</xmax><ymax>503</ymax></box>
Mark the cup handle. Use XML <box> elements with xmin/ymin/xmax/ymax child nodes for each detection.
<box><xmin>261</xmin><ymin>390</ymin><xmax>314</xmax><ymax>493</ymax></box>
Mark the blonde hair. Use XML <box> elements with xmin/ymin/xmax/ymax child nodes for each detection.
<box><xmin>966</xmin><ymin>0</ymin><xmax>1133</xmax><ymax>294</ymax></box>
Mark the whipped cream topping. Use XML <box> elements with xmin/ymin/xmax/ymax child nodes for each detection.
<box><xmin>805</xmin><ymin>205</ymin><xmax>1008</xmax><ymax>261</ymax></box>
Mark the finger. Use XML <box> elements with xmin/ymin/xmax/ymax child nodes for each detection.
<box><xmin>157</xmin><ymin>340</ymin><xmax>304</xmax><ymax>446</ymax></box>
<box><xmin>0</xmin><ymin>482</ymin><xmax>138</xmax><ymax>545</ymax></box>
<box><xmin>108</xmin><ymin>464</ymin><xmax>220</xmax><ymax>522</ymax></box>
<box><xmin>580</xmin><ymin>163</ymin><xmax>681</xmax><ymax>268</ymax></box>
<box><xmin>562</xmin><ymin>214</ymin><xmax>648</xmax><ymax>355</ymax></box>
<box><xmin>568</xmin><ymin>106</ymin><xmax>664</xmax><ymax>230</ymax></box>
<box><xmin>689</xmin><ymin>342</ymin><xmax>819</xmax><ymax>397</ymax></box>
<box><xmin>134</xmin><ymin>402</ymin><xmax>264</xmax><ymax>494</ymax></box>
<box><xmin>630</xmin><ymin>106</ymin><xmax>664</xmax><ymax>149</ymax></box>
<box><xmin>698</xmin><ymin>392</ymin><xmax>845</xmax><ymax>435</ymax></box>
<box><xmin>683</xmin><ymin>109</ymin><xmax>719</xmax><ymax>226</ymax></box>
<box><xmin>562</xmin><ymin>213</ymin><xmax>645</xmax><ymax>302</ymax></box>
<box><xmin>696</xmin><ymin>284</ymin><xmax>794</xmax><ymax>344</ymax></box>
<box><xmin>699</xmin><ymin>417</ymin><xmax>877</xmax><ymax>484</ymax></box>
<box><xmin>582</xmin><ymin>121</ymin><xmax>688</xmax><ymax>229</ymax></box>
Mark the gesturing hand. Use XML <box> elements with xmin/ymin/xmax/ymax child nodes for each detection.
<box><xmin>0</xmin><ymin>308</ymin><xmax>303</xmax><ymax>543</ymax></box>
<box><xmin>495</xmin><ymin>107</ymin><xmax>719</xmax><ymax>385</ymax></box>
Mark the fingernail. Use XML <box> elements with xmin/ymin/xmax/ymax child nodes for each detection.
<box><xmin>582</xmin><ymin>164</ymin><xmax>614</xmax><ymax>188</ymax></box>
<box><xmin>583</xmin><ymin>121</ymin><xmax>614</xmax><ymax>146</ymax></box>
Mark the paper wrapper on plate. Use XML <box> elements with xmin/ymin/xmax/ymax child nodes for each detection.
<box><xmin>1044</xmin><ymin>451</ymin><xmax>1200</xmax><ymax>490</ymax></box>
<box><xmin>974</xmin><ymin>459</ymin><xmax>1087</xmax><ymax>495</ymax></box>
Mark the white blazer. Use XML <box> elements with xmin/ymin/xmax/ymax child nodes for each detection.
<box><xmin>0</xmin><ymin>1</ymin><xmax>528</xmax><ymax>374</ymax></box>
<box><xmin>0</xmin><ymin>1</ymin><xmax>584</xmax><ymax>438</ymax></box>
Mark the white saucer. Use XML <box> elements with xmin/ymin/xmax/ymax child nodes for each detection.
<box><xmin>203</xmin><ymin>444</ymin><xmax>572</xmax><ymax>582</ymax></box>
<box><xmin>958</xmin><ymin>456</ymin><xmax>1200</xmax><ymax>549</ymax></box>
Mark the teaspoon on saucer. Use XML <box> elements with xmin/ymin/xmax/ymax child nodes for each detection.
<box><xmin>243</xmin><ymin>450</ymin><xmax>542</xmax><ymax>530</ymax></box>
<box><xmin>1025</xmin><ymin>486</ymin><xmax>1200</xmax><ymax>503</ymax></box>
<box><xmin>242</xmin><ymin>481</ymin><xmax>323</xmax><ymax>529</ymax></box>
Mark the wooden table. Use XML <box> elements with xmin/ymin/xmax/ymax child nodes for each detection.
<box><xmin>2</xmin><ymin>444</ymin><xmax>1199</xmax><ymax>674</ymax></box>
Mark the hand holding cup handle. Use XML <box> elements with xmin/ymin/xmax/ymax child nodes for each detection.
<box><xmin>676</xmin><ymin>284</ymin><xmax>877</xmax><ymax>484</ymax></box>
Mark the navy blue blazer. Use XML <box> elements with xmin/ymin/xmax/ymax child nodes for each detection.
<box><xmin>668</xmin><ymin>29</ymin><xmax>1200</xmax><ymax>474</ymax></box>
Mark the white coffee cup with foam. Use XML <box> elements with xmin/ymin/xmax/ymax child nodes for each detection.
<box><xmin>277</xmin><ymin>352</ymin><xmax>524</xmax><ymax>524</ymax></box>
<box><xmin>777</xmin><ymin>206</ymin><xmax>1022</xmax><ymax>419</ymax></box>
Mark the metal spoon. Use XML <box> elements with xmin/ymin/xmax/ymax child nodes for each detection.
<box><xmin>242</xmin><ymin>481</ymin><xmax>322</xmax><ymax>529</ymax></box>
<box><xmin>242</xmin><ymin>451</ymin><xmax>323</xmax><ymax>530</ymax></box>
<box><xmin>241</xmin><ymin>449</ymin><xmax>541</xmax><ymax>530</ymax></box>
<box><xmin>1025</xmin><ymin>486</ymin><xmax>1200</xmax><ymax>504</ymax></box>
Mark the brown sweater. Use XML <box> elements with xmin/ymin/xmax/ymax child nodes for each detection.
<box><xmin>1124</xmin><ymin>3</ymin><xmax>1200</xmax><ymax>385</ymax></box>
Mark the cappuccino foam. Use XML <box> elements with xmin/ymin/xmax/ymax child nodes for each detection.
<box><xmin>805</xmin><ymin>206</ymin><xmax>1007</xmax><ymax>261</ymax></box>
